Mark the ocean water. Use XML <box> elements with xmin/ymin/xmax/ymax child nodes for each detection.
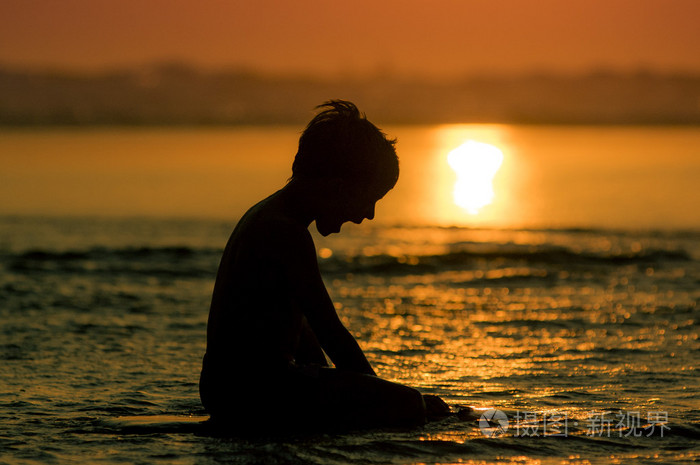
<box><xmin>1</xmin><ymin>217</ymin><xmax>698</xmax><ymax>465</ymax></box>
<box><xmin>1</xmin><ymin>126</ymin><xmax>699</xmax><ymax>464</ymax></box>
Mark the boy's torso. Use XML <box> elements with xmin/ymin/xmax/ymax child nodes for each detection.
<box><xmin>205</xmin><ymin>193</ymin><xmax>310</xmax><ymax>374</ymax></box>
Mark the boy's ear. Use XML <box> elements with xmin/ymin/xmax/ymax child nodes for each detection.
<box><xmin>333</xmin><ymin>177</ymin><xmax>348</xmax><ymax>192</ymax></box>
<box><xmin>320</xmin><ymin>176</ymin><xmax>346</xmax><ymax>195</ymax></box>
<box><xmin>311</xmin><ymin>177</ymin><xmax>343</xmax><ymax>204</ymax></box>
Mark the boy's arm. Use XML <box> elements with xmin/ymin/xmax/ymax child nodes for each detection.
<box><xmin>278</xmin><ymin>224</ymin><xmax>376</xmax><ymax>376</ymax></box>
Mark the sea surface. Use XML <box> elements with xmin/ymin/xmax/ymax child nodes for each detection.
<box><xmin>1</xmin><ymin>218</ymin><xmax>698</xmax><ymax>464</ymax></box>
<box><xmin>1</xmin><ymin>126</ymin><xmax>699</xmax><ymax>464</ymax></box>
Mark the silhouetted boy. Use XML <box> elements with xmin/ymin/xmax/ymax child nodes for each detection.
<box><xmin>200</xmin><ymin>100</ymin><xmax>448</xmax><ymax>431</ymax></box>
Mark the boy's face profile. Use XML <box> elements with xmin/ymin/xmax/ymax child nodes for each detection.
<box><xmin>293</xmin><ymin>100</ymin><xmax>398</xmax><ymax>236</ymax></box>
<box><xmin>315</xmin><ymin>180</ymin><xmax>386</xmax><ymax>236</ymax></box>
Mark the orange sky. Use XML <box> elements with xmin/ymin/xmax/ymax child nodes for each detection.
<box><xmin>1</xmin><ymin>0</ymin><xmax>699</xmax><ymax>78</ymax></box>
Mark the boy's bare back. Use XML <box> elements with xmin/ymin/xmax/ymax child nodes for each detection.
<box><xmin>205</xmin><ymin>190</ymin><xmax>323</xmax><ymax>372</ymax></box>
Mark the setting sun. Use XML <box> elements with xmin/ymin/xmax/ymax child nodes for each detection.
<box><xmin>447</xmin><ymin>140</ymin><xmax>504</xmax><ymax>214</ymax></box>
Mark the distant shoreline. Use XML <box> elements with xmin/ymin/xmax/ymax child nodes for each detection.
<box><xmin>3</xmin><ymin>122</ymin><xmax>700</xmax><ymax>129</ymax></box>
<box><xmin>2</xmin><ymin>64</ymin><xmax>700</xmax><ymax>126</ymax></box>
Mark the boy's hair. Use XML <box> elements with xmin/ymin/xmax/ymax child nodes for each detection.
<box><xmin>291</xmin><ymin>100</ymin><xmax>398</xmax><ymax>192</ymax></box>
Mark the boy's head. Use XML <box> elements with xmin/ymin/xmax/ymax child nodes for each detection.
<box><xmin>291</xmin><ymin>100</ymin><xmax>399</xmax><ymax>197</ymax></box>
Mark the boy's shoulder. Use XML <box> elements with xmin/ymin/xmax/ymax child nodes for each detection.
<box><xmin>242</xmin><ymin>195</ymin><xmax>303</xmax><ymax>229</ymax></box>
<box><xmin>234</xmin><ymin>196</ymin><xmax>313</xmax><ymax>249</ymax></box>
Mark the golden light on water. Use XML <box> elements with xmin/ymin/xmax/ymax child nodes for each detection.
<box><xmin>447</xmin><ymin>140</ymin><xmax>504</xmax><ymax>214</ymax></box>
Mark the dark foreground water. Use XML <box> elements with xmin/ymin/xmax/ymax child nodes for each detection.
<box><xmin>1</xmin><ymin>217</ymin><xmax>698</xmax><ymax>464</ymax></box>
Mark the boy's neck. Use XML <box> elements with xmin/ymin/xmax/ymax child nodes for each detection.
<box><xmin>277</xmin><ymin>178</ymin><xmax>330</xmax><ymax>229</ymax></box>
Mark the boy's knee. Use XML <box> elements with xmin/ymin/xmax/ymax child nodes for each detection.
<box><xmin>393</xmin><ymin>385</ymin><xmax>427</xmax><ymax>425</ymax></box>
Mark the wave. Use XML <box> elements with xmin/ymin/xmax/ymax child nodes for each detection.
<box><xmin>2</xmin><ymin>242</ymin><xmax>692</xmax><ymax>278</ymax></box>
<box><xmin>319</xmin><ymin>243</ymin><xmax>692</xmax><ymax>275</ymax></box>
<box><xmin>5</xmin><ymin>246</ymin><xmax>221</xmax><ymax>278</ymax></box>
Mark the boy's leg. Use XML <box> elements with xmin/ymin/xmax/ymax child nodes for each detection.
<box><xmin>294</xmin><ymin>368</ymin><xmax>426</xmax><ymax>429</ymax></box>
<box><xmin>423</xmin><ymin>394</ymin><xmax>451</xmax><ymax>420</ymax></box>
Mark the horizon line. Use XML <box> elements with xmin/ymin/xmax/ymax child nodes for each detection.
<box><xmin>2</xmin><ymin>61</ymin><xmax>700</xmax><ymax>82</ymax></box>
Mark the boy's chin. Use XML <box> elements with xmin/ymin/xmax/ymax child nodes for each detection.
<box><xmin>315</xmin><ymin>220</ymin><xmax>342</xmax><ymax>236</ymax></box>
